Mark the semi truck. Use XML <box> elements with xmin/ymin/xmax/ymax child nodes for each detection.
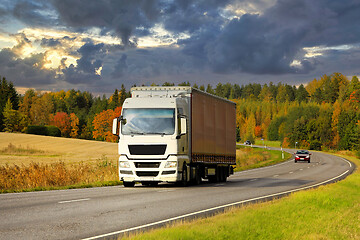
<box><xmin>112</xmin><ymin>86</ymin><xmax>236</xmax><ymax>187</ymax></box>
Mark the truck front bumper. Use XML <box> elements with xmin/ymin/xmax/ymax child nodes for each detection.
<box><xmin>118</xmin><ymin>155</ymin><xmax>185</xmax><ymax>183</ymax></box>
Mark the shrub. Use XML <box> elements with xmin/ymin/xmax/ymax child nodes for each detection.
<box><xmin>25</xmin><ymin>125</ymin><xmax>61</xmax><ymax>137</ymax></box>
<box><xmin>46</xmin><ymin>126</ymin><xmax>61</xmax><ymax>137</ymax></box>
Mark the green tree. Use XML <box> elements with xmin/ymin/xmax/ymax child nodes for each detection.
<box><xmin>3</xmin><ymin>99</ymin><xmax>25</xmax><ymax>132</ymax></box>
<box><xmin>206</xmin><ymin>84</ymin><xmax>215</xmax><ymax>95</ymax></box>
<box><xmin>162</xmin><ymin>82</ymin><xmax>175</xmax><ymax>86</ymax></box>
<box><xmin>296</xmin><ymin>84</ymin><xmax>309</xmax><ymax>103</ymax></box>
<box><xmin>119</xmin><ymin>84</ymin><xmax>128</xmax><ymax>106</ymax></box>
<box><xmin>108</xmin><ymin>89</ymin><xmax>120</xmax><ymax>110</ymax></box>
<box><xmin>0</xmin><ymin>77</ymin><xmax>19</xmax><ymax>131</ymax></box>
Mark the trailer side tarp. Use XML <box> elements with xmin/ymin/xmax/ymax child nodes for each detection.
<box><xmin>191</xmin><ymin>90</ymin><xmax>236</xmax><ymax>164</ymax></box>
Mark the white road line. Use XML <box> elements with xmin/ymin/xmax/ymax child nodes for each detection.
<box><xmin>273</xmin><ymin>175</ymin><xmax>279</xmax><ymax>177</ymax></box>
<box><xmin>249</xmin><ymin>179</ymin><xmax>258</xmax><ymax>182</ymax></box>
<box><xmin>299</xmin><ymin>169</ymin><xmax>303</xmax><ymax>171</ymax></box>
<box><xmin>157</xmin><ymin>190</ymin><xmax>175</xmax><ymax>193</ymax></box>
<box><xmin>342</xmin><ymin>158</ymin><xmax>353</xmax><ymax>168</ymax></box>
<box><xmin>82</xmin><ymin>169</ymin><xmax>350</xmax><ymax>240</ymax></box>
<box><xmin>58</xmin><ymin>198</ymin><xmax>90</xmax><ymax>204</ymax></box>
<box><xmin>289</xmin><ymin>172</ymin><xmax>293</xmax><ymax>174</ymax></box>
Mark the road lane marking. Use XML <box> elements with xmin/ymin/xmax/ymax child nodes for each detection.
<box><xmin>58</xmin><ymin>198</ymin><xmax>90</xmax><ymax>204</ymax></box>
<box><xmin>273</xmin><ymin>175</ymin><xmax>279</xmax><ymax>177</ymax></box>
<box><xmin>157</xmin><ymin>190</ymin><xmax>175</xmax><ymax>193</ymax></box>
<box><xmin>289</xmin><ymin>172</ymin><xmax>293</xmax><ymax>174</ymax></box>
<box><xmin>82</xmin><ymin>169</ymin><xmax>350</xmax><ymax>240</ymax></box>
<box><xmin>299</xmin><ymin>169</ymin><xmax>303</xmax><ymax>171</ymax></box>
<box><xmin>249</xmin><ymin>179</ymin><xmax>257</xmax><ymax>182</ymax></box>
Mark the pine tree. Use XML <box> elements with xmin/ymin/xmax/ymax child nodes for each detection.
<box><xmin>0</xmin><ymin>76</ymin><xmax>19</xmax><ymax>131</ymax></box>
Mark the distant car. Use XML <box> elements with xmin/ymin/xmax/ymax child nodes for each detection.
<box><xmin>294</xmin><ymin>150</ymin><xmax>311</xmax><ymax>163</ymax></box>
<box><xmin>244</xmin><ymin>140</ymin><xmax>251</xmax><ymax>145</ymax></box>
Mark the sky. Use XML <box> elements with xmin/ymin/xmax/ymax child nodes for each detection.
<box><xmin>0</xmin><ymin>0</ymin><xmax>360</xmax><ymax>95</ymax></box>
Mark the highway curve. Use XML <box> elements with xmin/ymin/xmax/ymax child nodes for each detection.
<box><xmin>0</xmin><ymin>148</ymin><xmax>355</xmax><ymax>240</ymax></box>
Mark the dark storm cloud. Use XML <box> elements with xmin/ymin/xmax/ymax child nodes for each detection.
<box><xmin>2</xmin><ymin>0</ymin><xmax>360</xmax><ymax>92</ymax></box>
<box><xmin>161</xmin><ymin>0</ymin><xmax>231</xmax><ymax>34</ymax></box>
<box><xmin>52</xmin><ymin>0</ymin><xmax>161</xmax><ymax>45</ymax></box>
<box><xmin>0</xmin><ymin>48</ymin><xmax>56</xmax><ymax>87</ymax></box>
<box><xmin>204</xmin><ymin>14</ymin><xmax>313</xmax><ymax>74</ymax></box>
<box><xmin>12</xmin><ymin>0</ymin><xmax>56</xmax><ymax>27</ymax></box>
<box><xmin>61</xmin><ymin>41</ymin><xmax>105</xmax><ymax>84</ymax></box>
<box><xmin>175</xmin><ymin>0</ymin><xmax>360</xmax><ymax>75</ymax></box>
<box><xmin>111</xmin><ymin>54</ymin><xmax>128</xmax><ymax>78</ymax></box>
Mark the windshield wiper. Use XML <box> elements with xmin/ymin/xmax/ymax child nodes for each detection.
<box><xmin>144</xmin><ymin>132</ymin><xmax>167</xmax><ymax>135</ymax></box>
<box><xmin>129</xmin><ymin>132</ymin><xmax>144</xmax><ymax>135</ymax></box>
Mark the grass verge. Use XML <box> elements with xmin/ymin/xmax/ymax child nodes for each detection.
<box><xmin>236</xmin><ymin>145</ymin><xmax>291</xmax><ymax>171</ymax></box>
<box><xmin>123</xmin><ymin>154</ymin><xmax>359</xmax><ymax>240</ymax></box>
<box><xmin>0</xmin><ymin>156</ymin><xmax>120</xmax><ymax>193</ymax></box>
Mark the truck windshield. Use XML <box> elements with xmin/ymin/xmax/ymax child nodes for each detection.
<box><xmin>121</xmin><ymin>108</ymin><xmax>175</xmax><ymax>135</ymax></box>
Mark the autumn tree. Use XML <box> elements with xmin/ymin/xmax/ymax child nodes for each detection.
<box><xmin>50</xmin><ymin>112</ymin><xmax>71</xmax><ymax>137</ymax></box>
<box><xmin>93</xmin><ymin>107</ymin><xmax>122</xmax><ymax>142</ymax></box>
<box><xmin>29</xmin><ymin>93</ymin><xmax>54</xmax><ymax>125</ymax></box>
<box><xmin>70</xmin><ymin>113</ymin><xmax>79</xmax><ymax>138</ymax></box>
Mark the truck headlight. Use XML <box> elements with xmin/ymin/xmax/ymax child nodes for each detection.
<box><xmin>119</xmin><ymin>161</ymin><xmax>130</xmax><ymax>168</ymax></box>
<box><xmin>164</xmin><ymin>161</ymin><xmax>177</xmax><ymax>168</ymax></box>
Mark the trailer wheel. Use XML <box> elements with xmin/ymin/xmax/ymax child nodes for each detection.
<box><xmin>194</xmin><ymin>165</ymin><xmax>202</xmax><ymax>185</ymax></box>
<box><xmin>216</xmin><ymin>166</ymin><xmax>222</xmax><ymax>182</ymax></box>
<box><xmin>123</xmin><ymin>181</ymin><xmax>135</xmax><ymax>187</ymax></box>
<box><xmin>222</xmin><ymin>167</ymin><xmax>229</xmax><ymax>182</ymax></box>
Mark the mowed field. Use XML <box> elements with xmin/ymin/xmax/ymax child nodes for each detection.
<box><xmin>0</xmin><ymin>132</ymin><xmax>118</xmax><ymax>166</ymax></box>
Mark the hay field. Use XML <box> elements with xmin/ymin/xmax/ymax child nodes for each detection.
<box><xmin>0</xmin><ymin>132</ymin><xmax>118</xmax><ymax>166</ymax></box>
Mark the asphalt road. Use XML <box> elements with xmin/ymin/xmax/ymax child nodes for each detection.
<box><xmin>0</xmin><ymin>148</ymin><xmax>355</xmax><ymax>240</ymax></box>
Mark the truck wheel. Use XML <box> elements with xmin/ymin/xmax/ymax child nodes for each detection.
<box><xmin>181</xmin><ymin>164</ymin><xmax>188</xmax><ymax>186</ymax></box>
<box><xmin>123</xmin><ymin>181</ymin><xmax>135</xmax><ymax>187</ymax></box>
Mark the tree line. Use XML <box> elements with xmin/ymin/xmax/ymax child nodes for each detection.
<box><xmin>1</xmin><ymin>72</ymin><xmax>359</xmax><ymax>152</ymax></box>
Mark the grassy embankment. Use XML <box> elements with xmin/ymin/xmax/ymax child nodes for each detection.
<box><xmin>0</xmin><ymin>133</ymin><xmax>289</xmax><ymax>193</ymax></box>
<box><xmin>123</xmin><ymin>152</ymin><xmax>360</xmax><ymax>240</ymax></box>
<box><xmin>236</xmin><ymin>145</ymin><xmax>290</xmax><ymax>172</ymax></box>
<box><xmin>0</xmin><ymin>132</ymin><xmax>120</xmax><ymax>193</ymax></box>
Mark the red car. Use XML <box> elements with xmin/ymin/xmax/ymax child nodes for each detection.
<box><xmin>294</xmin><ymin>150</ymin><xmax>311</xmax><ymax>163</ymax></box>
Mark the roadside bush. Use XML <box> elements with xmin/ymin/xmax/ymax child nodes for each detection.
<box><xmin>46</xmin><ymin>126</ymin><xmax>61</xmax><ymax>137</ymax></box>
<box><xmin>309</xmin><ymin>140</ymin><xmax>322</xmax><ymax>150</ymax></box>
<box><xmin>25</xmin><ymin>125</ymin><xmax>61</xmax><ymax>137</ymax></box>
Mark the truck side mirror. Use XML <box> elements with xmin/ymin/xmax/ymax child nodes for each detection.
<box><xmin>180</xmin><ymin>118</ymin><xmax>187</xmax><ymax>135</ymax></box>
<box><xmin>176</xmin><ymin>118</ymin><xmax>187</xmax><ymax>139</ymax></box>
<box><xmin>112</xmin><ymin>118</ymin><xmax>119</xmax><ymax>135</ymax></box>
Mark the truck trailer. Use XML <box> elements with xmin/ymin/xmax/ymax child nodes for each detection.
<box><xmin>112</xmin><ymin>86</ymin><xmax>236</xmax><ymax>187</ymax></box>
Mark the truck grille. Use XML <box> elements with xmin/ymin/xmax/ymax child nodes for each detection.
<box><xmin>134</xmin><ymin>162</ymin><xmax>160</xmax><ymax>168</ymax></box>
<box><xmin>129</xmin><ymin>145</ymin><xmax>166</xmax><ymax>155</ymax></box>
<box><xmin>136</xmin><ymin>171</ymin><xmax>159</xmax><ymax>177</ymax></box>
